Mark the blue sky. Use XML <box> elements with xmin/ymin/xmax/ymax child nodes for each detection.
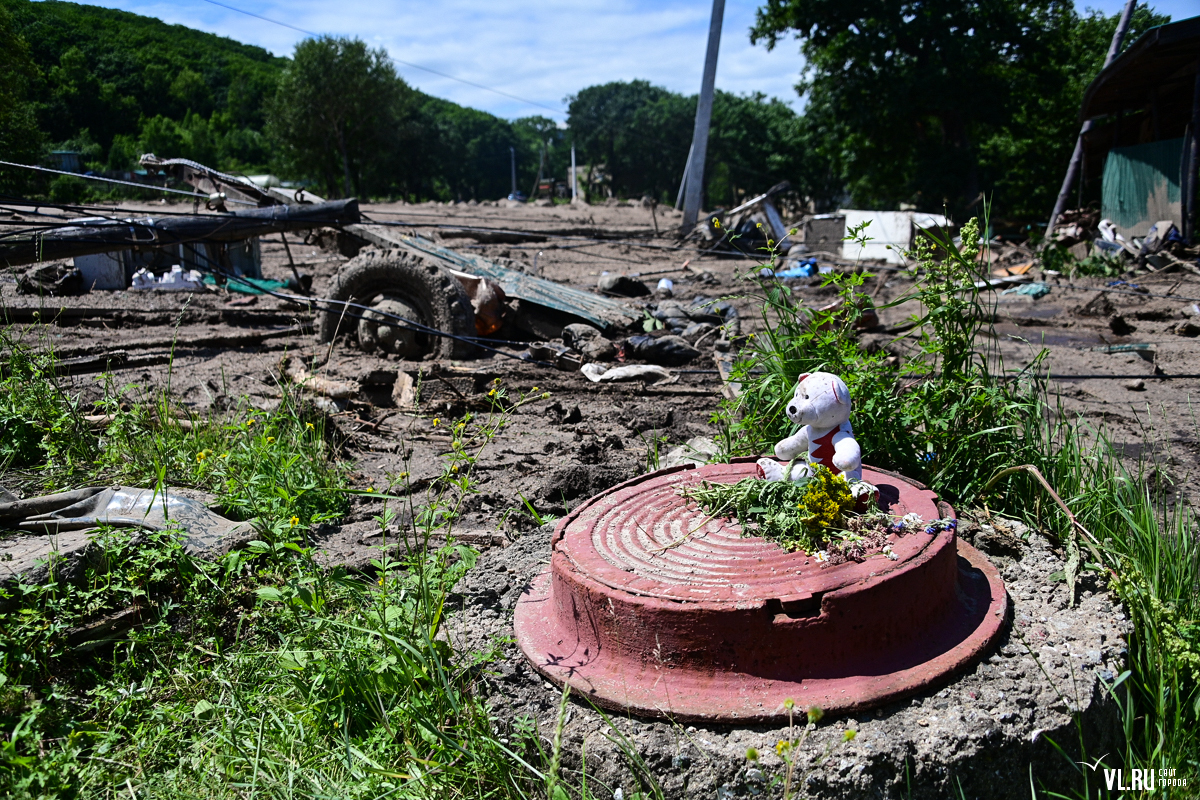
<box><xmin>81</xmin><ymin>0</ymin><xmax>1198</xmax><ymax>120</ymax></box>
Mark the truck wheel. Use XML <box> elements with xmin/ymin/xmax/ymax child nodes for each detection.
<box><xmin>317</xmin><ymin>253</ymin><xmax>476</xmax><ymax>359</ymax></box>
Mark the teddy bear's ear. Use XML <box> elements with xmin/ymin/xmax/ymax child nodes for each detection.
<box><xmin>797</xmin><ymin>373</ymin><xmax>810</xmax><ymax>383</ymax></box>
<box><xmin>832</xmin><ymin>379</ymin><xmax>849</xmax><ymax>405</ymax></box>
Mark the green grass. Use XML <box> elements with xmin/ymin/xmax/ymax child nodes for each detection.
<box><xmin>4</xmin><ymin>225</ymin><xmax>1198</xmax><ymax>800</ymax></box>
<box><xmin>716</xmin><ymin>219</ymin><xmax>1199</xmax><ymax>796</ymax></box>
<box><xmin>0</xmin><ymin>334</ymin><xmax>663</xmax><ymax>799</ymax></box>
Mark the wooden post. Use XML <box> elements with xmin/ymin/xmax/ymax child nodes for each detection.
<box><xmin>1045</xmin><ymin>0</ymin><xmax>1137</xmax><ymax>239</ymax></box>
<box><xmin>681</xmin><ymin>0</ymin><xmax>725</xmax><ymax>233</ymax></box>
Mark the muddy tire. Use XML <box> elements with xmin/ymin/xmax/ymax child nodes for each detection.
<box><xmin>317</xmin><ymin>252</ymin><xmax>476</xmax><ymax>359</ymax></box>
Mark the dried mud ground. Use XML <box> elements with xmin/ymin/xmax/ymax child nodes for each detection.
<box><xmin>0</xmin><ymin>200</ymin><xmax>1194</xmax><ymax>794</ymax></box>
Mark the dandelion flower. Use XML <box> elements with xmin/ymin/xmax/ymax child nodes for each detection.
<box><xmin>532</xmin><ymin>387</ymin><xmax>539</xmax><ymax>392</ymax></box>
<box><xmin>196</xmin><ymin>450</ymin><xmax>209</xmax><ymax>463</ymax></box>
<box><xmin>247</xmin><ymin>418</ymin><xmax>256</xmax><ymax>427</ymax></box>
<box><xmin>266</xmin><ymin>437</ymin><xmax>275</xmax><ymax>444</ymax></box>
<box><xmin>432</xmin><ymin>418</ymin><xmax>440</xmax><ymax>427</ymax></box>
<box><xmin>306</xmin><ymin>422</ymin><xmax>314</xmax><ymax>430</ymax></box>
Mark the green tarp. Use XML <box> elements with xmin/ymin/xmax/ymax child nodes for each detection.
<box><xmin>1101</xmin><ymin>137</ymin><xmax>1184</xmax><ymax>236</ymax></box>
<box><xmin>201</xmin><ymin>274</ymin><xmax>289</xmax><ymax>295</ymax></box>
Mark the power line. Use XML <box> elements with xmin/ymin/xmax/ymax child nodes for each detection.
<box><xmin>0</xmin><ymin>160</ymin><xmax>257</xmax><ymax>203</ymax></box>
<box><xmin>196</xmin><ymin>0</ymin><xmax>566</xmax><ymax>116</ymax></box>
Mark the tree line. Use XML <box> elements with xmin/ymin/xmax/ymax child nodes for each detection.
<box><xmin>0</xmin><ymin>0</ymin><xmax>1172</xmax><ymax>220</ymax></box>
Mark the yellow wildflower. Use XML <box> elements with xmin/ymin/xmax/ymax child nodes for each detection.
<box><xmin>289</xmin><ymin>515</ymin><xmax>299</xmax><ymax>528</ymax></box>
<box><xmin>432</xmin><ymin>418</ymin><xmax>440</xmax><ymax>427</ymax></box>
<box><xmin>266</xmin><ymin>437</ymin><xmax>275</xmax><ymax>444</ymax></box>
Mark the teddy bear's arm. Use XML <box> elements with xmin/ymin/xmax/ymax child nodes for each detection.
<box><xmin>774</xmin><ymin>427</ymin><xmax>810</xmax><ymax>461</ymax></box>
<box><xmin>829</xmin><ymin>429</ymin><xmax>862</xmax><ymax>474</ymax></box>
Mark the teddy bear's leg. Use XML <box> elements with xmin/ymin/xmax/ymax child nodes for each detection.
<box><xmin>756</xmin><ymin>458</ymin><xmax>786</xmax><ymax>481</ymax></box>
<box><xmin>831</xmin><ymin>433</ymin><xmax>862</xmax><ymax>482</ymax></box>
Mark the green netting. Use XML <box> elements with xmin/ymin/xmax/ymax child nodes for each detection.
<box><xmin>1101</xmin><ymin>137</ymin><xmax>1184</xmax><ymax>230</ymax></box>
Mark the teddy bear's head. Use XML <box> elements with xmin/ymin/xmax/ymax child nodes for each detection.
<box><xmin>785</xmin><ymin>372</ymin><xmax>851</xmax><ymax>430</ymax></box>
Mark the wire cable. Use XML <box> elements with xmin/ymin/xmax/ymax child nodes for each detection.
<box><xmin>196</xmin><ymin>0</ymin><xmax>565</xmax><ymax>116</ymax></box>
<box><xmin>0</xmin><ymin>160</ymin><xmax>256</xmax><ymax>204</ymax></box>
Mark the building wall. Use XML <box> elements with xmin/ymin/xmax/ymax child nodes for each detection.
<box><xmin>1102</xmin><ymin>137</ymin><xmax>1185</xmax><ymax>239</ymax></box>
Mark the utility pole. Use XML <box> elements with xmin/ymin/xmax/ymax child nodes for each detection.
<box><xmin>680</xmin><ymin>0</ymin><xmax>725</xmax><ymax>233</ymax></box>
<box><xmin>675</xmin><ymin>143</ymin><xmax>694</xmax><ymax>210</ymax></box>
<box><xmin>1045</xmin><ymin>0</ymin><xmax>1137</xmax><ymax>239</ymax></box>
<box><xmin>571</xmin><ymin>144</ymin><xmax>578</xmax><ymax>201</ymax></box>
<box><xmin>509</xmin><ymin>146</ymin><xmax>517</xmax><ymax>197</ymax></box>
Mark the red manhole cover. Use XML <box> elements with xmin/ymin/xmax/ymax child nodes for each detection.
<box><xmin>514</xmin><ymin>461</ymin><xmax>1008</xmax><ymax>722</ymax></box>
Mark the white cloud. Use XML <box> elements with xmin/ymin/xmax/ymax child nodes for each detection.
<box><xmin>84</xmin><ymin>0</ymin><xmax>808</xmax><ymax>118</ymax></box>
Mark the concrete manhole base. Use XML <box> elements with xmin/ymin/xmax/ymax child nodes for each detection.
<box><xmin>514</xmin><ymin>462</ymin><xmax>1007</xmax><ymax>722</ymax></box>
<box><xmin>450</xmin><ymin>511</ymin><xmax>1130</xmax><ymax>799</ymax></box>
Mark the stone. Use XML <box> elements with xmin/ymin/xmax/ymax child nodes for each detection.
<box><xmin>659</xmin><ymin>436</ymin><xmax>719</xmax><ymax>470</ymax></box>
<box><xmin>1124</xmin><ymin>378</ymin><xmax>1146</xmax><ymax>391</ymax></box>
<box><xmin>1173</xmin><ymin>321</ymin><xmax>1200</xmax><ymax>337</ymax></box>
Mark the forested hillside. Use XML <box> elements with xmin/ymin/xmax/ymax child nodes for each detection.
<box><xmin>2</xmin><ymin>0</ymin><xmax>282</xmax><ymax>175</ymax></box>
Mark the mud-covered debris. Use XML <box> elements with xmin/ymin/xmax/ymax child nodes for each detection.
<box><xmin>680</xmin><ymin>321</ymin><xmax>717</xmax><ymax>345</ymax></box>
<box><xmin>1075</xmin><ymin>292</ymin><xmax>1116</xmax><ymax>317</ymax></box>
<box><xmin>283</xmin><ymin>358</ymin><xmax>359</xmax><ymax>400</ymax></box>
<box><xmin>1109</xmin><ymin>315</ymin><xmax>1137</xmax><ymax>335</ymax></box>
<box><xmin>597</xmin><ymin>272</ymin><xmax>650</xmax><ymax>297</ymax></box>
<box><xmin>1173</xmin><ymin>321</ymin><xmax>1200</xmax><ymax>337</ymax></box>
<box><xmin>625</xmin><ymin>333</ymin><xmax>700</xmax><ymax>366</ymax></box>
<box><xmin>562</xmin><ymin>323</ymin><xmax>617</xmax><ymax>361</ymax></box>
<box><xmin>17</xmin><ymin>262</ymin><xmax>84</xmax><ymax>295</ymax></box>
<box><xmin>1</xmin><ymin>486</ymin><xmax>253</xmax><ymax>586</ymax></box>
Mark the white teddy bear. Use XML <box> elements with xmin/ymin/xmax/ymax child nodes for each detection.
<box><xmin>757</xmin><ymin>371</ymin><xmax>863</xmax><ymax>482</ymax></box>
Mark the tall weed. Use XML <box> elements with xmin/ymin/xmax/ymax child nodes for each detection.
<box><xmin>718</xmin><ymin>217</ymin><xmax>1048</xmax><ymax>507</ymax></box>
